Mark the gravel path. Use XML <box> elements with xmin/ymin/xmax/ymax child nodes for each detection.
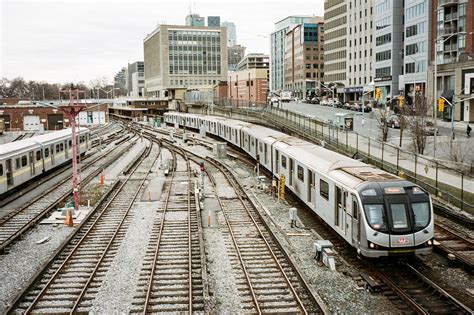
<box><xmin>90</xmin><ymin>200</ymin><xmax>161</xmax><ymax>313</ymax></box>
<box><xmin>0</xmin><ymin>225</ymin><xmax>73</xmax><ymax>313</ymax></box>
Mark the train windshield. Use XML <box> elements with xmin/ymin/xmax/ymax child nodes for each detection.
<box><xmin>363</xmin><ymin>204</ymin><xmax>388</xmax><ymax>232</ymax></box>
<box><xmin>389</xmin><ymin>204</ymin><xmax>409</xmax><ymax>230</ymax></box>
<box><xmin>411</xmin><ymin>202</ymin><xmax>430</xmax><ymax>230</ymax></box>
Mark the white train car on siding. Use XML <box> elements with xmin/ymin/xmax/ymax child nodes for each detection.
<box><xmin>164</xmin><ymin>112</ymin><xmax>434</xmax><ymax>258</ymax></box>
<box><xmin>0</xmin><ymin>128</ymin><xmax>90</xmax><ymax>195</ymax></box>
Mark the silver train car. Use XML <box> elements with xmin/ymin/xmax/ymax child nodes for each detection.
<box><xmin>0</xmin><ymin>128</ymin><xmax>91</xmax><ymax>195</ymax></box>
<box><xmin>164</xmin><ymin>112</ymin><xmax>434</xmax><ymax>258</ymax></box>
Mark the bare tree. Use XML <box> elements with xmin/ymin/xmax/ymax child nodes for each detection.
<box><xmin>439</xmin><ymin>139</ymin><xmax>473</xmax><ymax>163</ymax></box>
<box><xmin>405</xmin><ymin>94</ymin><xmax>429</xmax><ymax>155</ymax></box>
<box><xmin>376</xmin><ymin>104</ymin><xmax>390</xmax><ymax>142</ymax></box>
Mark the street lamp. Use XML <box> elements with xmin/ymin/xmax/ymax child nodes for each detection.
<box><xmin>319</xmin><ymin>81</ymin><xmax>336</xmax><ymax>123</ymax></box>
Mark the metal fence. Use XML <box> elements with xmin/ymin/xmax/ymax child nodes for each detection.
<box><xmin>210</xmin><ymin>98</ymin><xmax>474</xmax><ymax>213</ymax></box>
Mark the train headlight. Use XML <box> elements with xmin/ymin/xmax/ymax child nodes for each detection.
<box><xmin>369</xmin><ymin>242</ymin><xmax>375</xmax><ymax>249</ymax></box>
<box><xmin>427</xmin><ymin>239</ymin><xmax>433</xmax><ymax>246</ymax></box>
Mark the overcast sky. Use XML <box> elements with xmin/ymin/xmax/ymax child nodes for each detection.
<box><xmin>1</xmin><ymin>0</ymin><xmax>324</xmax><ymax>84</ymax></box>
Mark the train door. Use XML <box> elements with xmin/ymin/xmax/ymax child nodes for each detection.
<box><xmin>351</xmin><ymin>194</ymin><xmax>360</xmax><ymax>245</ymax></box>
<box><xmin>6</xmin><ymin>159</ymin><xmax>13</xmax><ymax>186</ymax></box>
<box><xmin>29</xmin><ymin>151</ymin><xmax>36</xmax><ymax>176</ymax></box>
<box><xmin>307</xmin><ymin>169</ymin><xmax>314</xmax><ymax>203</ymax></box>
<box><xmin>289</xmin><ymin>158</ymin><xmax>294</xmax><ymax>186</ymax></box>
<box><xmin>50</xmin><ymin>145</ymin><xmax>55</xmax><ymax>165</ymax></box>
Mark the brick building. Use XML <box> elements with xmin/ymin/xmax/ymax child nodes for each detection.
<box><xmin>228</xmin><ymin>68</ymin><xmax>269</xmax><ymax>104</ymax></box>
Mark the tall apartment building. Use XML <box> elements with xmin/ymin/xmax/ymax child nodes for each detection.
<box><xmin>207</xmin><ymin>16</ymin><xmax>221</xmax><ymax>27</ymax></box>
<box><xmin>228</xmin><ymin>44</ymin><xmax>246</xmax><ymax>71</ymax></box>
<box><xmin>222</xmin><ymin>21</ymin><xmax>237</xmax><ymax>47</ymax></box>
<box><xmin>323</xmin><ymin>1</ymin><xmax>347</xmax><ymax>89</ymax></box>
<box><xmin>284</xmin><ymin>18</ymin><xmax>324</xmax><ymax>98</ymax></box>
<box><xmin>185</xmin><ymin>14</ymin><xmax>205</xmax><ymax>27</ymax></box>
<box><xmin>127</xmin><ymin>61</ymin><xmax>145</xmax><ymax>98</ymax></box>
<box><xmin>373</xmin><ymin>0</ymin><xmax>404</xmax><ymax>100</ymax></box>
<box><xmin>143</xmin><ymin>24</ymin><xmax>228</xmax><ymax>98</ymax></box>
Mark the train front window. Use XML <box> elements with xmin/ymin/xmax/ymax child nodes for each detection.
<box><xmin>390</xmin><ymin>204</ymin><xmax>409</xmax><ymax>230</ymax></box>
<box><xmin>411</xmin><ymin>202</ymin><xmax>430</xmax><ymax>230</ymax></box>
<box><xmin>363</xmin><ymin>204</ymin><xmax>387</xmax><ymax>231</ymax></box>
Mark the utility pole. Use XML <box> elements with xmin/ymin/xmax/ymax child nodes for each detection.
<box><xmin>59</xmin><ymin>88</ymin><xmax>87</xmax><ymax>211</ymax></box>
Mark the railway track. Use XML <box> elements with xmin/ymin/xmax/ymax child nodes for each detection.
<box><xmin>7</xmin><ymin>139</ymin><xmax>159</xmax><ymax>314</ymax></box>
<box><xmin>378</xmin><ymin>262</ymin><xmax>472</xmax><ymax>314</ymax></box>
<box><xmin>201</xmin><ymin>155</ymin><xmax>324</xmax><ymax>314</ymax></box>
<box><xmin>0</xmin><ymin>134</ymin><xmax>137</xmax><ymax>253</ymax></box>
<box><xmin>434</xmin><ymin>220</ymin><xmax>474</xmax><ymax>272</ymax></box>
<box><xmin>131</xmin><ymin>144</ymin><xmax>206</xmax><ymax>313</ymax></box>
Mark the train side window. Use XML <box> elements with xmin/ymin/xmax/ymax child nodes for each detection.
<box><xmin>21</xmin><ymin>155</ymin><xmax>27</xmax><ymax>167</ymax></box>
<box><xmin>297</xmin><ymin>165</ymin><xmax>304</xmax><ymax>181</ymax></box>
<box><xmin>251</xmin><ymin>138</ymin><xmax>254</xmax><ymax>146</ymax></box>
<box><xmin>0</xmin><ymin>164</ymin><xmax>3</xmax><ymax>176</ymax></box>
<box><xmin>44</xmin><ymin>148</ymin><xmax>49</xmax><ymax>158</ymax></box>
<box><xmin>60</xmin><ymin>143</ymin><xmax>64</xmax><ymax>151</ymax></box>
<box><xmin>56</xmin><ymin>144</ymin><xmax>60</xmax><ymax>153</ymax></box>
<box><xmin>281</xmin><ymin>156</ymin><xmax>287</xmax><ymax>169</ymax></box>
<box><xmin>69</xmin><ymin>140</ymin><xmax>72</xmax><ymax>147</ymax></box>
<box><xmin>16</xmin><ymin>158</ymin><xmax>21</xmax><ymax>169</ymax></box>
<box><xmin>259</xmin><ymin>142</ymin><xmax>263</xmax><ymax>152</ymax></box>
<box><xmin>36</xmin><ymin>150</ymin><xmax>41</xmax><ymax>161</ymax></box>
<box><xmin>320</xmin><ymin>179</ymin><xmax>329</xmax><ymax>200</ymax></box>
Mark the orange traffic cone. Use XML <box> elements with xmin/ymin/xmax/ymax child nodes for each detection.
<box><xmin>65</xmin><ymin>207</ymin><xmax>74</xmax><ymax>227</ymax></box>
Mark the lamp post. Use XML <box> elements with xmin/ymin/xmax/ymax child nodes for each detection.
<box><xmin>320</xmin><ymin>81</ymin><xmax>335</xmax><ymax>123</ymax></box>
<box><xmin>99</xmin><ymin>87</ymin><xmax>120</xmax><ymax>99</ymax></box>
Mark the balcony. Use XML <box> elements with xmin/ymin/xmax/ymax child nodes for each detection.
<box><xmin>439</xmin><ymin>0</ymin><xmax>458</xmax><ymax>7</ymax></box>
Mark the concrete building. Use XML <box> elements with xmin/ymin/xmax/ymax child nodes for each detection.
<box><xmin>399</xmin><ymin>0</ymin><xmax>432</xmax><ymax>106</ymax></box>
<box><xmin>237</xmin><ymin>53</ymin><xmax>269</xmax><ymax>71</ymax></box>
<box><xmin>114</xmin><ymin>67</ymin><xmax>127</xmax><ymax>90</ymax></box>
<box><xmin>207</xmin><ymin>16</ymin><xmax>220</xmax><ymax>27</ymax></box>
<box><xmin>222</xmin><ymin>21</ymin><xmax>237</xmax><ymax>47</ymax></box>
<box><xmin>270</xmin><ymin>16</ymin><xmax>317</xmax><ymax>92</ymax></box>
<box><xmin>143</xmin><ymin>24</ymin><xmax>228</xmax><ymax>99</ymax></box>
<box><xmin>228</xmin><ymin>44</ymin><xmax>246</xmax><ymax>71</ymax></box>
<box><xmin>373</xmin><ymin>0</ymin><xmax>404</xmax><ymax>100</ymax></box>
<box><xmin>185</xmin><ymin>14</ymin><xmax>205</xmax><ymax>27</ymax></box>
<box><xmin>284</xmin><ymin>18</ymin><xmax>324</xmax><ymax>99</ymax></box>
<box><xmin>323</xmin><ymin>1</ymin><xmax>348</xmax><ymax>87</ymax></box>
<box><xmin>126</xmin><ymin>62</ymin><xmax>145</xmax><ymax>98</ymax></box>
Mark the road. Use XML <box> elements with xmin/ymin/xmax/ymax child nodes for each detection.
<box><xmin>276</xmin><ymin>101</ymin><xmax>474</xmax><ymax>162</ymax></box>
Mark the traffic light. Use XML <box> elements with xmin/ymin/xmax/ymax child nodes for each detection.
<box><xmin>438</xmin><ymin>98</ymin><xmax>445</xmax><ymax>112</ymax></box>
<box><xmin>399</xmin><ymin>96</ymin><xmax>404</xmax><ymax>107</ymax></box>
<box><xmin>375</xmin><ymin>88</ymin><xmax>381</xmax><ymax>100</ymax></box>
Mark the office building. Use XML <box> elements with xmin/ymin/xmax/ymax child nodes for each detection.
<box><xmin>126</xmin><ymin>61</ymin><xmax>145</xmax><ymax>98</ymax></box>
<box><xmin>222</xmin><ymin>21</ymin><xmax>237</xmax><ymax>47</ymax></box>
<box><xmin>237</xmin><ymin>53</ymin><xmax>269</xmax><ymax>71</ymax></box>
<box><xmin>373</xmin><ymin>0</ymin><xmax>404</xmax><ymax>100</ymax></box>
<box><xmin>207</xmin><ymin>16</ymin><xmax>221</xmax><ymax>27</ymax></box>
<box><xmin>185</xmin><ymin>14</ymin><xmax>205</xmax><ymax>27</ymax></box>
<box><xmin>284</xmin><ymin>18</ymin><xmax>324</xmax><ymax>98</ymax></box>
<box><xmin>143</xmin><ymin>24</ymin><xmax>228</xmax><ymax>98</ymax></box>
<box><xmin>270</xmin><ymin>15</ymin><xmax>317</xmax><ymax>92</ymax></box>
<box><xmin>323</xmin><ymin>1</ymin><xmax>347</xmax><ymax>87</ymax></box>
<box><xmin>228</xmin><ymin>44</ymin><xmax>246</xmax><ymax>71</ymax></box>
<box><xmin>114</xmin><ymin>67</ymin><xmax>127</xmax><ymax>89</ymax></box>
<box><xmin>398</xmin><ymin>0</ymin><xmax>431</xmax><ymax>106</ymax></box>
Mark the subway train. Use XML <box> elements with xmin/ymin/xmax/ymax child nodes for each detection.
<box><xmin>0</xmin><ymin>128</ymin><xmax>91</xmax><ymax>195</ymax></box>
<box><xmin>164</xmin><ymin>112</ymin><xmax>434</xmax><ymax>258</ymax></box>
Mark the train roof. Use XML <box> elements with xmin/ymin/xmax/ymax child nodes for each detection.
<box><xmin>0</xmin><ymin>128</ymin><xmax>88</xmax><ymax>156</ymax></box>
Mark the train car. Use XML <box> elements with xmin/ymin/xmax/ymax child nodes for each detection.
<box><xmin>165</xmin><ymin>112</ymin><xmax>434</xmax><ymax>258</ymax></box>
<box><xmin>0</xmin><ymin>128</ymin><xmax>90</xmax><ymax>195</ymax></box>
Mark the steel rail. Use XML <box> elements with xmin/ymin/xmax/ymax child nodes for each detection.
<box><xmin>0</xmin><ymin>137</ymin><xmax>136</xmax><ymax>253</ymax></box>
<box><xmin>206</xmin><ymin>157</ymin><xmax>308</xmax><ymax>314</ymax></box>
<box><xmin>22</xmin><ymin>139</ymin><xmax>154</xmax><ymax>314</ymax></box>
